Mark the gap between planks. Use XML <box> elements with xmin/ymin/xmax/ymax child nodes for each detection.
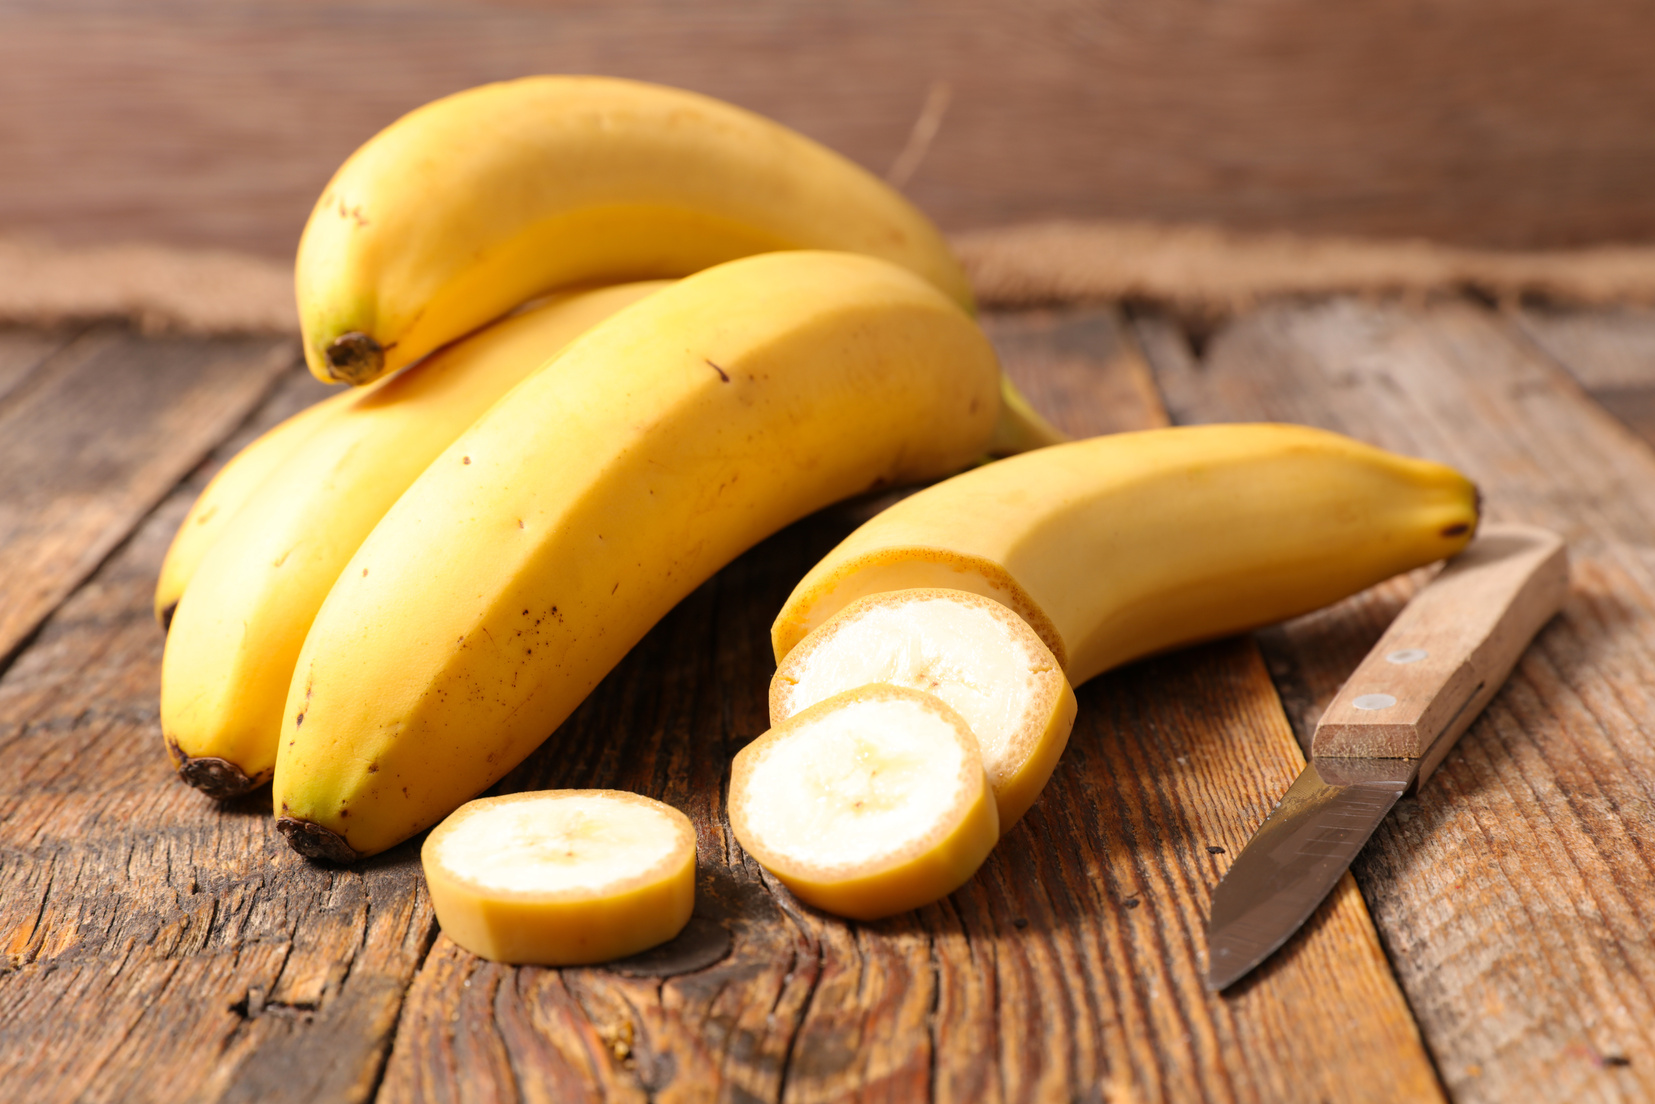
<box><xmin>0</xmin><ymin>326</ymin><xmax>298</xmax><ymax>679</ymax></box>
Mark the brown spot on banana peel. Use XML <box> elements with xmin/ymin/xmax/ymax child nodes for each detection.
<box><xmin>322</xmin><ymin>332</ymin><xmax>385</xmax><ymax>385</ymax></box>
<box><xmin>276</xmin><ymin>816</ymin><xmax>360</xmax><ymax>864</ymax></box>
<box><xmin>167</xmin><ymin>737</ymin><xmax>268</xmax><ymax>798</ymax></box>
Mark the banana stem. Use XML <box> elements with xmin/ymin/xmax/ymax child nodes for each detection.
<box><xmin>988</xmin><ymin>375</ymin><xmax>1068</xmax><ymax>457</ymax></box>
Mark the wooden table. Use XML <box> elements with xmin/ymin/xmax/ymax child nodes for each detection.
<box><xmin>4</xmin><ymin>296</ymin><xmax>1655</xmax><ymax>1103</ymax></box>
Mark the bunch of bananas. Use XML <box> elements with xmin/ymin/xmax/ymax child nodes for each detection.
<box><xmin>158</xmin><ymin>75</ymin><xmax>1479</xmax><ymax>898</ymax></box>
<box><xmin>158</xmin><ymin>76</ymin><xmax>1060</xmax><ymax>862</ymax></box>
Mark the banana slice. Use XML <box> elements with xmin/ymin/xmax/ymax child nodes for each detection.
<box><xmin>422</xmin><ymin>790</ymin><xmax>696</xmax><ymax>965</ymax></box>
<box><xmin>770</xmin><ymin>588</ymin><xmax>1077</xmax><ymax>832</ymax></box>
<box><xmin>730</xmin><ymin>684</ymin><xmax>998</xmax><ymax>920</ymax></box>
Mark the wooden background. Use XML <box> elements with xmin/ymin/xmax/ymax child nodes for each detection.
<box><xmin>5</xmin><ymin>0</ymin><xmax>1655</xmax><ymax>258</ymax></box>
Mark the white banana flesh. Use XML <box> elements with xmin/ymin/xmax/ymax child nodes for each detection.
<box><xmin>771</xmin><ymin>588</ymin><xmax>1076</xmax><ymax>831</ymax></box>
<box><xmin>423</xmin><ymin>790</ymin><xmax>696</xmax><ymax>965</ymax></box>
<box><xmin>730</xmin><ymin>685</ymin><xmax>999</xmax><ymax>920</ymax></box>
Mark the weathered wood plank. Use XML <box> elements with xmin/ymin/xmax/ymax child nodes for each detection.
<box><xmin>6</xmin><ymin>2</ymin><xmax>1655</xmax><ymax>256</ymax></box>
<box><xmin>186</xmin><ymin>364</ymin><xmax>340</xmax><ymax>497</ymax></box>
<box><xmin>373</xmin><ymin>308</ymin><xmax>1439</xmax><ymax>1103</ymax></box>
<box><xmin>0</xmin><ymin>368</ymin><xmax>426</xmax><ymax>1104</ymax></box>
<box><xmin>982</xmin><ymin>306</ymin><xmax>1169</xmax><ymax>440</ymax></box>
<box><xmin>1138</xmin><ymin>297</ymin><xmax>1655</xmax><ymax>1101</ymax></box>
<box><xmin>0</xmin><ymin>328</ymin><xmax>297</xmax><ymax>668</ymax></box>
<box><xmin>0</xmin><ymin>327</ymin><xmax>75</xmax><ymax>409</ymax></box>
<box><xmin>1514</xmin><ymin>305</ymin><xmax>1655</xmax><ymax>449</ymax></box>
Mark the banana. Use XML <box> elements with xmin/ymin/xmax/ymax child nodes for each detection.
<box><xmin>730</xmin><ymin>684</ymin><xmax>1000</xmax><ymax>920</ymax></box>
<box><xmin>295</xmin><ymin>75</ymin><xmax>1065</xmax><ymax>453</ymax></box>
<box><xmin>155</xmin><ymin>386</ymin><xmax>354</xmax><ymax>629</ymax></box>
<box><xmin>273</xmin><ymin>251</ymin><xmax>1002</xmax><ymax>862</ymax></box>
<box><xmin>298</xmin><ymin>76</ymin><xmax>969</xmax><ymax>384</ymax></box>
<box><xmin>772</xmin><ymin>424</ymin><xmax>1480</xmax><ymax>686</ymax></box>
<box><xmin>770</xmin><ymin>588</ymin><xmax>1076</xmax><ymax>832</ymax></box>
<box><xmin>161</xmin><ymin>282</ymin><xmax>669</xmax><ymax>798</ymax></box>
<box><xmin>423</xmin><ymin>790</ymin><xmax>696</xmax><ymax>965</ymax></box>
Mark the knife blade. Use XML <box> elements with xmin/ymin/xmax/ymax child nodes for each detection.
<box><xmin>1205</xmin><ymin>522</ymin><xmax>1569</xmax><ymax>991</ymax></box>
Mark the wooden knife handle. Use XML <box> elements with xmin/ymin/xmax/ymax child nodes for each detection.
<box><xmin>1310</xmin><ymin>523</ymin><xmax>1568</xmax><ymax>787</ymax></box>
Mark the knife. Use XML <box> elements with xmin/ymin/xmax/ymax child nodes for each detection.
<box><xmin>1205</xmin><ymin>522</ymin><xmax>1569</xmax><ymax>991</ymax></box>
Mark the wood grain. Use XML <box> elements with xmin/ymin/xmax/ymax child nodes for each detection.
<box><xmin>0</xmin><ymin>309</ymin><xmax>1442</xmax><ymax>1101</ymax></box>
<box><xmin>0</xmin><ymin>328</ymin><xmax>73</xmax><ymax>408</ymax></box>
<box><xmin>1515</xmin><ymin>305</ymin><xmax>1655</xmax><ymax>449</ymax></box>
<box><xmin>5</xmin><ymin>1</ymin><xmax>1655</xmax><ymax>257</ymax></box>
<box><xmin>0</xmin><ymin>385</ymin><xmax>429</xmax><ymax>1104</ymax></box>
<box><xmin>1311</xmin><ymin>525</ymin><xmax>1568</xmax><ymax>785</ymax></box>
<box><xmin>0</xmin><ymin>328</ymin><xmax>296</xmax><ymax>668</ymax></box>
<box><xmin>1139</xmin><ymin>297</ymin><xmax>1655</xmax><ymax>1102</ymax></box>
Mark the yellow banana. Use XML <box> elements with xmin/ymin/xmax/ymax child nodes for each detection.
<box><xmin>155</xmin><ymin>386</ymin><xmax>353</xmax><ymax>629</ymax></box>
<box><xmin>273</xmin><ymin>251</ymin><xmax>1002</xmax><ymax>862</ymax></box>
<box><xmin>297</xmin><ymin>76</ymin><xmax>973</xmax><ymax>385</ymax></box>
<box><xmin>295</xmin><ymin>75</ymin><xmax>1065</xmax><ymax>454</ymax></box>
<box><xmin>730</xmin><ymin>684</ymin><xmax>1000</xmax><ymax>920</ymax></box>
<box><xmin>771</xmin><ymin>424</ymin><xmax>1480</xmax><ymax>686</ymax></box>
<box><xmin>161</xmin><ymin>282</ymin><xmax>668</xmax><ymax>798</ymax></box>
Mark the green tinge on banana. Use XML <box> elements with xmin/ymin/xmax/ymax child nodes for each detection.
<box><xmin>988</xmin><ymin>376</ymin><xmax>1068</xmax><ymax>456</ymax></box>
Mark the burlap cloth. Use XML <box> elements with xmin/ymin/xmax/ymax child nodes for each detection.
<box><xmin>7</xmin><ymin>221</ymin><xmax>1655</xmax><ymax>336</ymax></box>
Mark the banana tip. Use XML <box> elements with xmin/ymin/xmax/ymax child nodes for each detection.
<box><xmin>322</xmin><ymin>332</ymin><xmax>385</xmax><ymax>385</ymax></box>
<box><xmin>276</xmin><ymin>816</ymin><xmax>360</xmax><ymax>864</ymax></box>
<box><xmin>170</xmin><ymin>739</ymin><xmax>266</xmax><ymax>799</ymax></box>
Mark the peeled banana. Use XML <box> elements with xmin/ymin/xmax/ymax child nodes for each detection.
<box><xmin>162</xmin><ymin>282</ymin><xmax>668</xmax><ymax>797</ymax></box>
<box><xmin>772</xmin><ymin>424</ymin><xmax>1480</xmax><ymax>685</ymax></box>
<box><xmin>155</xmin><ymin>386</ymin><xmax>354</xmax><ymax>629</ymax></box>
<box><xmin>273</xmin><ymin>250</ymin><xmax>1002</xmax><ymax>862</ymax></box>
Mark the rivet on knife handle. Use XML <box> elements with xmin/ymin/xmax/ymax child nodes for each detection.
<box><xmin>1311</xmin><ymin>523</ymin><xmax>1569</xmax><ymax>787</ymax></box>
